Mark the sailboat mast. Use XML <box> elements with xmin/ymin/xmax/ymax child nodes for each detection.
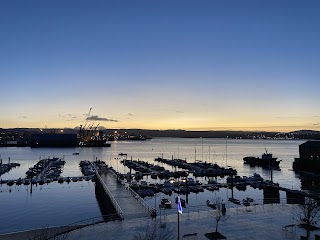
<box><xmin>201</xmin><ymin>137</ymin><xmax>203</xmax><ymax>162</ymax></box>
<box><xmin>226</xmin><ymin>136</ymin><xmax>228</xmax><ymax>167</ymax></box>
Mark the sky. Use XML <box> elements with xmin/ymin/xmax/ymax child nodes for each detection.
<box><xmin>0</xmin><ymin>0</ymin><xmax>319</xmax><ymax>132</ymax></box>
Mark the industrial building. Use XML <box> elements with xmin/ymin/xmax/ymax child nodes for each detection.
<box><xmin>293</xmin><ymin>140</ymin><xmax>320</xmax><ymax>173</ymax></box>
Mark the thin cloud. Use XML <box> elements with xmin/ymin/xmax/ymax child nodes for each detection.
<box><xmin>128</xmin><ymin>113</ymin><xmax>134</xmax><ymax>116</ymax></box>
<box><xmin>86</xmin><ymin>115</ymin><xmax>118</xmax><ymax>122</ymax></box>
<box><xmin>176</xmin><ymin>110</ymin><xmax>184</xmax><ymax>114</ymax></box>
<box><xmin>275</xmin><ymin>116</ymin><xmax>300</xmax><ymax>119</ymax></box>
<box><xmin>59</xmin><ymin>113</ymin><xmax>78</xmax><ymax>118</ymax></box>
<box><xmin>19</xmin><ymin>116</ymin><xmax>27</xmax><ymax>119</ymax></box>
<box><xmin>59</xmin><ymin>113</ymin><xmax>79</xmax><ymax>121</ymax></box>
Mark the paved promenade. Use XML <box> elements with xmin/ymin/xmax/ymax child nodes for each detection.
<box><xmin>64</xmin><ymin>204</ymin><xmax>320</xmax><ymax>240</ymax></box>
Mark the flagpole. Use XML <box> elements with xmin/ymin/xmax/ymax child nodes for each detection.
<box><xmin>177</xmin><ymin>184</ymin><xmax>183</xmax><ymax>240</ymax></box>
<box><xmin>178</xmin><ymin>195</ymin><xmax>180</xmax><ymax>240</ymax></box>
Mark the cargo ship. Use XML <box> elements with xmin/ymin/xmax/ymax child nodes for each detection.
<box><xmin>30</xmin><ymin>134</ymin><xmax>79</xmax><ymax>148</ymax></box>
<box><xmin>30</xmin><ymin>133</ymin><xmax>111</xmax><ymax>148</ymax></box>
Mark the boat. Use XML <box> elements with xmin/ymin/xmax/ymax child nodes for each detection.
<box><xmin>137</xmin><ymin>189</ymin><xmax>147</xmax><ymax>198</ymax></box>
<box><xmin>151</xmin><ymin>172</ymin><xmax>158</xmax><ymax>179</ymax></box>
<box><xmin>180</xmin><ymin>186</ymin><xmax>191</xmax><ymax>194</ymax></box>
<box><xmin>206</xmin><ymin>200</ymin><xmax>217</xmax><ymax>209</ymax></box>
<box><xmin>196</xmin><ymin>185</ymin><xmax>204</xmax><ymax>192</ymax></box>
<box><xmin>31</xmin><ymin>179</ymin><xmax>38</xmax><ymax>184</ymax></box>
<box><xmin>175</xmin><ymin>197</ymin><xmax>186</xmax><ymax>207</ymax></box>
<box><xmin>134</xmin><ymin>171</ymin><xmax>143</xmax><ymax>180</ymax></box>
<box><xmin>228</xmin><ymin>197</ymin><xmax>241</xmax><ymax>205</ymax></box>
<box><xmin>129</xmin><ymin>180</ymin><xmax>140</xmax><ymax>190</ymax></box>
<box><xmin>79</xmin><ymin>139</ymin><xmax>111</xmax><ymax>147</ymax></box>
<box><xmin>160</xmin><ymin>187</ymin><xmax>172</xmax><ymax>195</ymax></box>
<box><xmin>235</xmin><ymin>182</ymin><xmax>247</xmax><ymax>191</ymax></box>
<box><xmin>160</xmin><ymin>198</ymin><xmax>172</xmax><ymax>208</ymax></box>
<box><xmin>72</xmin><ymin>177</ymin><xmax>78</xmax><ymax>182</ymax></box>
<box><xmin>172</xmin><ymin>186</ymin><xmax>181</xmax><ymax>194</ymax></box>
<box><xmin>16</xmin><ymin>178</ymin><xmax>23</xmax><ymax>185</ymax></box>
<box><xmin>188</xmin><ymin>185</ymin><xmax>199</xmax><ymax>193</ymax></box>
<box><xmin>208</xmin><ymin>179</ymin><xmax>217</xmax><ymax>184</ymax></box>
<box><xmin>72</xmin><ymin>152</ymin><xmax>79</xmax><ymax>155</ymax></box>
<box><xmin>246</xmin><ymin>197</ymin><xmax>254</xmax><ymax>202</ymax></box>
<box><xmin>7</xmin><ymin>180</ymin><xmax>14</xmax><ymax>186</ymax></box>
<box><xmin>206</xmin><ymin>185</ymin><xmax>219</xmax><ymax>191</ymax></box>
<box><xmin>118</xmin><ymin>153</ymin><xmax>127</xmax><ymax>156</ymax></box>
<box><xmin>24</xmin><ymin>179</ymin><xmax>30</xmax><ymax>185</ymax></box>
<box><xmin>251</xmin><ymin>173</ymin><xmax>263</xmax><ymax>182</ymax></box>
<box><xmin>243</xmin><ymin>199</ymin><xmax>250</xmax><ymax>206</ymax></box>
<box><xmin>243</xmin><ymin>149</ymin><xmax>281</xmax><ymax>169</ymax></box>
<box><xmin>139</xmin><ymin>180</ymin><xmax>149</xmax><ymax>188</ymax></box>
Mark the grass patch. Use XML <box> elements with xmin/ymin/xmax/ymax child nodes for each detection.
<box><xmin>205</xmin><ymin>232</ymin><xmax>227</xmax><ymax>239</ymax></box>
<box><xmin>298</xmin><ymin>224</ymin><xmax>320</xmax><ymax>231</ymax></box>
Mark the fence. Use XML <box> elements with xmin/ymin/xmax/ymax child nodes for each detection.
<box><xmin>102</xmin><ymin>167</ymin><xmax>156</xmax><ymax>217</ymax></box>
<box><xmin>95</xmin><ymin>172</ymin><xmax>124</xmax><ymax>218</ymax></box>
<box><xmin>125</xmin><ymin>184</ymin><xmax>157</xmax><ymax>217</ymax></box>
<box><xmin>28</xmin><ymin>213</ymin><xmax>120</xmax><ymax>240</ymax></box>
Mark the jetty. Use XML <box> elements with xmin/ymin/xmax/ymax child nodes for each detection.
<box><xmin>95</xmin><ymin>165</ymin><xmax>156</xmax><ymax>220</ymax></box>
<box><xmin>0</xmin><ymin>162</ymin><xmax>20</xmax><ymax>176</ymax></box>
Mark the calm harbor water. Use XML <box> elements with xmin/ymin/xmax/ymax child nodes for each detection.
<box><xmin>0</xmin><ymin>138</ymin><xmax>304</xmax><ymax>234</ymax></box>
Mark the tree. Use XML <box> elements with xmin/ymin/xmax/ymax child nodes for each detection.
<box><xmin>205</xmin><ymin>197</ymin><xmax>229</xmax><ymax>239</ymax></box>
<box><xmin>132</xmin><ymin>221</ymin><xmax>174</xmax><ymax>240</ymax></box>
<box><xmin>298</xmin><ymin>198</ymin><xmax>320</xmax><ymax>227</ymax></box>
<box><xmin>212</xmin><ymin>197</ymin><xmax>228</xmax><ymax>233</ymax></box>
<box><xmin>297</xmin><ymin>198</ymin><xmax>320</xmax><ymax>239</ymax></box>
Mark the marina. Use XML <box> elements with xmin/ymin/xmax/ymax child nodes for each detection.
<box><xmin>0</xmin><ymin>138</ymin><xmax>317</xmax><ymax>236</ymax></box>
<box><xmin>0</xmin><ymin>161</ymin><xmax>20</xmax><ymax>176</ymax></box>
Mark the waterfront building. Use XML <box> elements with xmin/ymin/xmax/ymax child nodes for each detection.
<box><xmin>293</xmin><ymin>141</ymin><xmax>320</xmax><ymax>172</ymax></box>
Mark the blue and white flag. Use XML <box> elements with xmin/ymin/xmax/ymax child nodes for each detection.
<box><xmin>177</xmin><ymin>196</ymin><xmax>183</xmax><ymax>214</ymax></box>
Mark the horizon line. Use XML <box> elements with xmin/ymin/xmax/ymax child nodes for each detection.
<box><xmin>1</xmin><ymin>127</ymin><xmax>319</xmax><ymax>133</ymax></box>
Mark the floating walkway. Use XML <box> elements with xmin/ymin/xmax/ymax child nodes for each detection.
<box><xmin>97</xmin><ymin>169</ymin><xmax>155</xmax><ymax>220</ymax></box>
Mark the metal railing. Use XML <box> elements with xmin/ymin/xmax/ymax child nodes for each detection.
<box><xmin>96</xmin><ymin>172</ymin><xmax>124</xmax><ymax>218</ymax></box>
<box><xmin>104</xmin><ymin>168</ymin><xmax>156</xmax><ymax>217</ymax></box>
<box><xmin>108</xmin><ymin>169</ymin><xmax>118</xmax><ymax>178</ymax></box>
<box><xmin>125</xmin><ymin>184</ymin><xmax>156</xmax><ymax>217</ymax></box>
<box><xmin>28</xmin><ymin>213</ymin><xmax>120</xmax><ymax>240</ymax></box>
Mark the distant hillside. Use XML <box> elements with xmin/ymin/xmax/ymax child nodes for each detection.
<box><xmin>290</xmin><ymin>130</ymin><xmax>320</xmax><ymax>134</ymax></box>
<box><xmin>2</xmin><ymin>128</ymin><xmax>320</xmax><ymax>141</ymax></box>
<box><xmin>290</xmin><ymin>130</ymin><xmax>320</xmax><ymax>140</ymax></box>
<box><xmin>104</xmin><ymin>129</ymin><xmax>280</xmax><ymax>139</ymax></box>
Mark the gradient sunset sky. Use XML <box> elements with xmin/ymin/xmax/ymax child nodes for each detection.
<box><xmin>1</xmin><ymin>0</ymin><xmax>319</xmax><ymax>132</ymax></box>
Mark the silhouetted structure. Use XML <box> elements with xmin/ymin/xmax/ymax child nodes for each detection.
<box><xmin>293</xmin><ymin>141</ymin><xmax>320</xmax><ymax>173</ymax></box>
<box><xmin>30</xmin><ymin>133</ymin><xmax>78</xmax><ymax>147</ymax></box>
<box><xmin>263</xmin><ymin>186</ymin><xmax>280</xmax><ymax>204</ymax></box>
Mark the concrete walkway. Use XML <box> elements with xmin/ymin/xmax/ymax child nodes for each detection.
<box><xmin>63</xmin><ymin>204</ymin><xmax>320</xmax><ymax>240</ymax></box>
<box><xmin>99</xmin><ymin>172</ymin><xmax>150</xmax><ymax>219</ymax></box>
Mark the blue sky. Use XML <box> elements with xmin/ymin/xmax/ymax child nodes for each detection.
<box><xmin>1</xmin><ymin>0</ymin><xmax>319</xmax><ymax>131</ymax></box>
